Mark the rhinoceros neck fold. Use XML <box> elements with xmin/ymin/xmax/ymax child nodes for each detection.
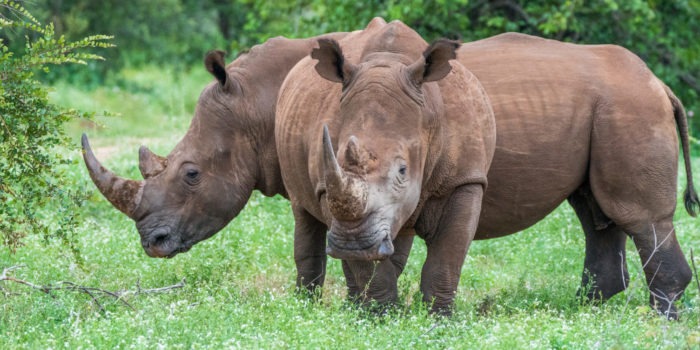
<box><xmin>255</xmin><ymin>138</ymin><xmax>286</xmax><ymax>198</ymax></box>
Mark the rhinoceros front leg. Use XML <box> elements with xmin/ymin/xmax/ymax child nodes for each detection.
<box><xmin>292</xmin><ymin>204</ymin><xmax>328</xmax><ymax>296</ymax></box>
<box><xmin>343</xmin><ymin>232</ymin><xmax>415</xmax><ymax>304</ymax></box>
<box><xmin>420</xmin><ymin>184</ymin><xmax>483</xmax><ymax>315</ymax></box>
<box><xmin>389</xmin><ymin>230</ymin><xmax>415</xmax><ymax>277</ymax></box>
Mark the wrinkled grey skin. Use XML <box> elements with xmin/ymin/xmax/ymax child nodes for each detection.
<box><xmin>82</xmin><ymin>33</ymin><xmax>347</xmax><ymax>260</ymax></box>
<box><xmin>84</xmin><ymin>21</ymin><xmax>696</xmax><ymax>318</ymax></box>
<box><xmin>275</xmin><ymin>20</ymin><xmax>496</xmax><ymax>314</ymax></box>
<box><xmin>342</xmin><ymin>32</ymin><xmax>698</xmax><ymax>319</ymax></box>
<box><xmin>457</xmin><ymin>33</ymin><xmax>697</xmax><ymax>319</ymax></box>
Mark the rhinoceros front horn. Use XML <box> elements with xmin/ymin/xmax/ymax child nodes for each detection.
<box><xmin>321</xmin><ymin>125</ymin><xmax>367</xmax><ymax>221</ymax></box>
<box><xmin>82</xmin><ymin>134</ymin><xmax>143</xmax><ymax>219</ymax></box>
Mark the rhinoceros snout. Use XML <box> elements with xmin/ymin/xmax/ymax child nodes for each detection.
<box><xmin>140</xmin><ymin>228</ymin><xmax>182</xmax><ymax>258</ymax></box>
<box><xmin>326</xmin><ymin>229</ymin><xmax>394</xmax><ymax>261</ymax></box>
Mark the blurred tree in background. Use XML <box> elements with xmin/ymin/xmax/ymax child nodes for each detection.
<box><xmin>2</xmin><ymin>0</ymin><xmax>698</xmax><ymax>126</ymax></box>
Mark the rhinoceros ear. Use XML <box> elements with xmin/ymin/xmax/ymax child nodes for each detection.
<box><xmin>204</xmin><ymin>50</ymin><xmax>239</xmax><ymax>93</ymax></box>
<box><xmin>311</xmin><ymin>38</ymin><xmax>357</xmax><ymax>86</ymax></box>
<box><xmin>407</xmin><ymin>39</ymin><xmax>460</xmax><ymax>85</ymax></box>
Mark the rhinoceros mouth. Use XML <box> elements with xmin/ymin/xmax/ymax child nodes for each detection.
<box><xmin>143</xmin><ymin>240</ymin><xmax>192</xmax><ymax>259</ymax></box>
<box><xmin>326</xmin><ymin>219</ymin><xmax>394</xmax><ymax>260</ymax></box>
<box><xmin>164</xmin><ymin>245</ymin><xmax>192</xmax><ymax>258</ymax></box>
<box><xmin>138</xmin><ymin>223</ymin><xmax>193</xmax><ymax>259</ymax></box>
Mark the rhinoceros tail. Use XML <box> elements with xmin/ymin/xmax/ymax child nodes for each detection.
<box><xmin>666</xmin><ymin>84</ymin><xmax>699</xmax><ymax>217</ymax></box>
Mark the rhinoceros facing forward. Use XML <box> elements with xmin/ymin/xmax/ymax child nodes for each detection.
<box><xmin>275</xmin><ymin>20</ymin><xmax>496</xmax><ymax>313</ymax></box>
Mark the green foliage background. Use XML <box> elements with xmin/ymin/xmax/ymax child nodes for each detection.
<box><xmin>4</xmin><ymin>0</ymin><xmax>698</xmax><ymax>131</ymax></box>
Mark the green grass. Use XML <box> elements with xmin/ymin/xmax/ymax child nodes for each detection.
<box><xmin>2</xmin><ymin>68</ymin><xmax>700</xmax><ymax>349</ymax></box>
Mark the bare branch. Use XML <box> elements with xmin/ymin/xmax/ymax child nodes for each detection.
<box><xmin>646</xmin><ymin>258</ymin><xmax>663</xmax><ymax>290</ymax></box>
<box><xmin>619</xmin><ymin>251</ymin><xmax>627</xmax><ymax>290</ymax></box>
<box><xmin>691</xmin><ymin>248</ymin><xmax>700</xmax><ymax>296</ymax></box>
<box><xmin>1</xmin><ymin>265</ymin><xmax>24</xmax><ymax>279</ymax></box>
<box><xmin>649</xmin><ymin>289</ymin><xmax>675</xmax><ymax>318</ymax></box>
<box><xmin>619</xmin><ymin>225</ymin><xmax>679</xmax><ymax>321</ymax></box>
<box><xmin>680</xmin><ymin>72</ymin><xmax>700</xmax><ymax>93</ymax></box>
<box><xmin>490</xmin><ymin>0</ymin><xmax>534</xmax><ymax>24</ymax></box>
<box><xmin>1</xmin><ymin>265</ymin><xmax>50</xmax><ymax>292</ymax></box>
<box><xmin>1</xmin><ymin>265</ymin><xmax>185</xmax><ymax>312</ymax></box>
<box><xmin>80</xmin><ymin>287</ymin><xmax>105</xmax><ymax>312</ymax></box>
<box><xmin>131</xmin><ymin>278</ymin><xmax>186</xmax><ymax>295</ymax></box>
<box><xmin>639</xmin><ymin>224</ymin><xmax>673</xmax><ymax>271</ymax></box>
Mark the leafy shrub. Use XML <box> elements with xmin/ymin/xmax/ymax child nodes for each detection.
<box><xmin>0</xmin><ymin>1</ymin><xmax>112</xmax><ymax>252</ymax></box>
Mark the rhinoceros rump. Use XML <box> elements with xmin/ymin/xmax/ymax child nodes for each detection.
<box><xmin>458</xmin><ymin>33</ymin><xmax>697</xmax><ymax>318</ymax></box>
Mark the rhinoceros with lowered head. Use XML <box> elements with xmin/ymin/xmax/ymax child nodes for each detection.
<box><xmin>274</xmin><ymin>20</ymin><xmax>496</xmax><ymax>313</ymax></box>
<box><xmin>82</xmin><ymin>31</ymin><xmax>347</xmax><ymax>259</ymax></box>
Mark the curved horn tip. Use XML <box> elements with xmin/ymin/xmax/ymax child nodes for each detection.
<box><xmin>138</xmin><ymin>145</ymin><xmax>151</xmax><ymax>159</ymax></box>
<box><xmin>321</xmin><ymin>125</ymin><xmax>334</xmax><ymax>163</ymax></box>
<box><xmin>322</xmin><ymin>124</ymin><xmax>346</xmax><ymax>194</ymax></box>
<box><xmin>81</xmin><ymin>133</ymin><xmax>91</xmax><ymax>151</ymax></box>
<box><xmin>344</xmin><ymin>135</ymin><xmax>363</xmax><ymax>167</ymax></box>
<box><xmin>139</xmin><ymin>145</ymin><xmax>166</xmax><ymax>162</ymax></box>
<box><xmin>322</xmin><ymin>124</ymin><xmax>331</xmax><ymax>144</ymax></box>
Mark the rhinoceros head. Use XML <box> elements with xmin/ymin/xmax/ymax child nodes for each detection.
<box><xmin>312</xmin><ymin>38</ymin><xmax>459</xmax><ymax>260</ymax></box>
<box><xmin>83</xmin><ymin>50</ymin><xmax>260</xmax><ymax>258</ymax></box>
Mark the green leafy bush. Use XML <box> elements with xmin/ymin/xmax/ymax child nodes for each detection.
<box><xmin>0</xmin><ymin>1</ymin><xmax>112</xmax><ymax>252</ymax></box>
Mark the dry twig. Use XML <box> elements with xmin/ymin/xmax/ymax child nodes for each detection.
<box><xmin>691</xmin><ymin>248</ymin><xmax>700</xmax><ymax>296</ymax></box>
<box><xmin>1</xmin><ymin>265</ymin><xmax>185</xmax><ymax>312</ymax></box>
<box><xmin>618</xmin><ymin>225</ymin><xmax>676</xmax><ymax>320</ymax></box>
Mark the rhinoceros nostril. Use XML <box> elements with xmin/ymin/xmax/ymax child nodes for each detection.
<box><xmin>152</xmin><ymin>232</ymin><xmax>169</xmax><ymax>244</ymax></box>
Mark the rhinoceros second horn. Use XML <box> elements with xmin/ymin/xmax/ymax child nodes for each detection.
<box><xmin>322</xmin><ymin>124</ymin><xmax>367</xmax><ymax>221</ymax></box>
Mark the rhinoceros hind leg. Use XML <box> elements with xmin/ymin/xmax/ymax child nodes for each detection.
<box><xmin>623</xmin><ymin>220</ymin><xmax>691</xmax><ymax>319</ymax></box>
<box><xmin>568</xmin><ymin>187</ymin><xmax>629</xmax><ymax>302</ymax></box>
<box><xmin>586</xmin><ymin>84</ymin><xmax>694</xmax><ymax>318</ymax></box>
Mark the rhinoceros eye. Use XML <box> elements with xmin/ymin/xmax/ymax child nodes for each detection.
<box><xmin>183</xmin><ymin>166</ymin><xmax>201</xmax><ymax>186</ymax></box>
<box><xmin>186</xmin><ymin>169</ymin><xmax>199</xmax><ymax>179</ymax></box>
<box><xmin>398</xmin><ymin>165</ymin><xmax>407</xmax><ymax>176</ymax></box>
